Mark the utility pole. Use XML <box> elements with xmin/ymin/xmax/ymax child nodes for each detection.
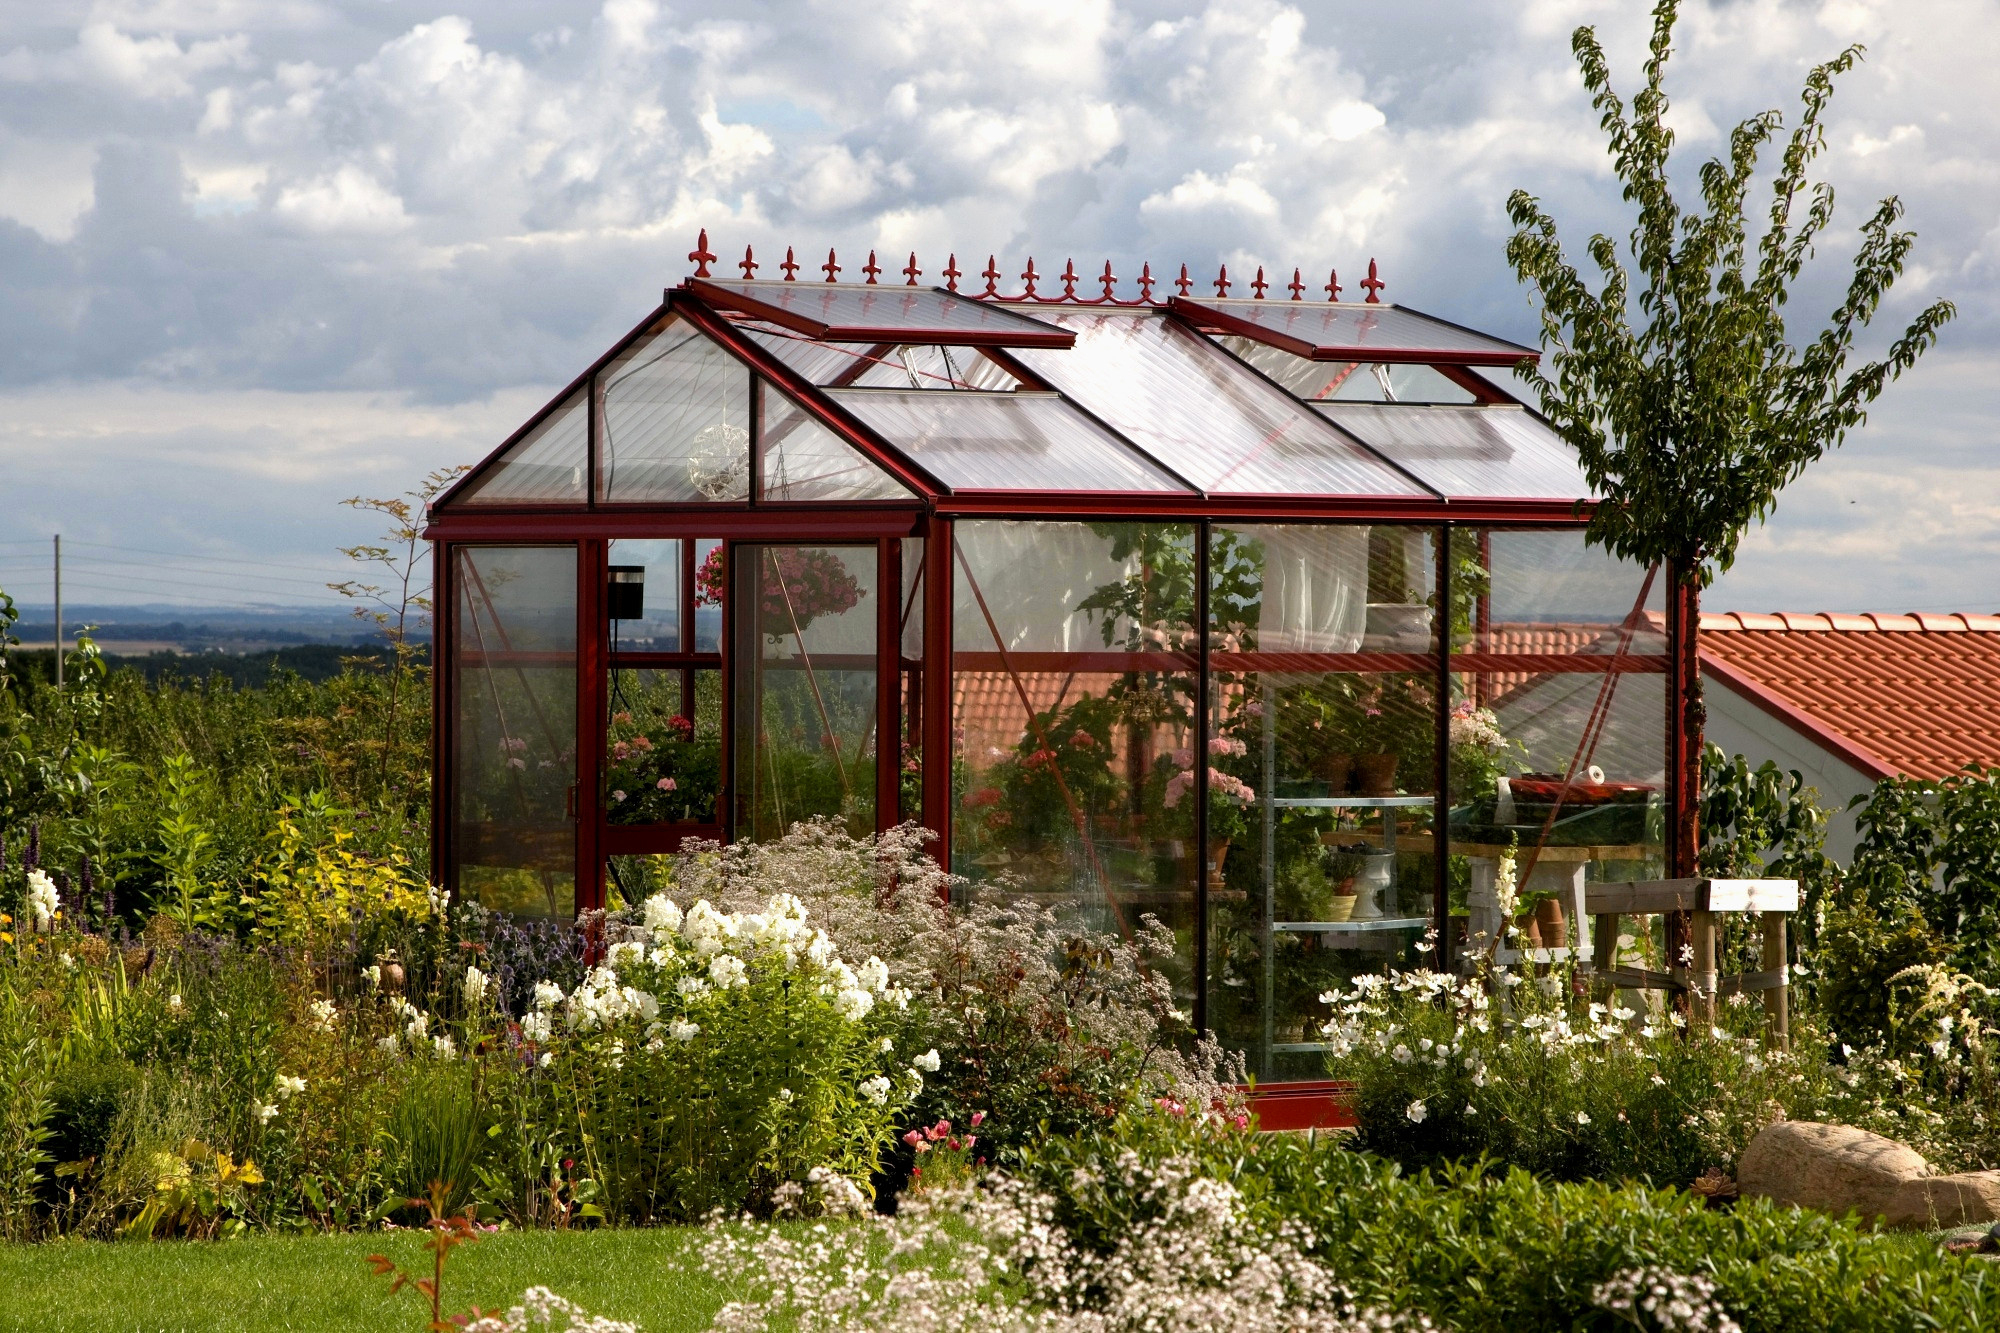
<box><xmin>53</xmin><ymin>533</ymin><xmax>62</xmax><ymax>691</ymax></box>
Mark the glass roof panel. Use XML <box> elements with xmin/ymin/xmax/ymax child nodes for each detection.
<box><xmin>693</xmin><ymin>279</ymin><xmax>1074</xmax><ymax>347</ymax></box>
<box><xmin>739</xmin><ymin>326</ymin><xmax>1019</xmax><ymax>391</ymax></box>
<box><xmin>1176</xmin><ymin>298</ymin><xmax>1535</xmax><ymax>366</ymax></box>
<box><xmin>759</xmin><ymin>382</ymin><xmax>915</xmax><ymax>502</ymax></box>
<box><xmin>599</xmin><ymin>321</ymin><xmax>750</xmax><ymax>503</ymax></box>
<box><xmin>454</xmin><ymin>384</ymin><xmax>587</xmax><ymax>505</ymax></box>
<box><xmin>825</xmin><ymin>388</ymin><xmax>1191</xmax><ymax>494</ymax></box>
<box><xmin>1215</xmin><ymin>336</ymin><xmax>1478</xmax><ymax>403</ymax></box>
<box><xmin>1006</xmin><ymin>310</ymin><xmax>1430</xmax><ymax>497</ymax></box>
<box><xmin>1313</xmin><ymin>402</ymin><xmax>1593</xmax><ymax>501</ymax></box>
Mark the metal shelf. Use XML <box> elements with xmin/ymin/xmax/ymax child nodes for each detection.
<box><xmin>1275</xmin><ymin>917</ymin><xmax>1429</xmax><ymax>933</ymax></box>
<box><xmin>1272</xmin><ymin>1041</ymin><xmax>1338</xmax><ymax>1054</ymax></box>
<box><xmin>1271</xmin><ymin>795</ymin><xmax>1434</xmax><ymax>810</ymax></box>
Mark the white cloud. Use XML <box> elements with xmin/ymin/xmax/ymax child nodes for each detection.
<box><xmin>0</xmin><ymin>0</ymin><xmax>1990</xmax><ymax>603</ymax></box>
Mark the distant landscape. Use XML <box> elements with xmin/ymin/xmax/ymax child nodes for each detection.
<box><xmin>8</xmin><ymin>603</ymin><xmax>414</xmax><ymax>685</ymax></box>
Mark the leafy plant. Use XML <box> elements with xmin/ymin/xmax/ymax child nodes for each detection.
<box><xmin>1506</xmin><ymin>0</ymin><xmax>1955</xmax><ymax>868</ymax></box>
<box><xmin>124</xmin><ymin>1138</ymin><xmax>265</xmax><ymax>1240</ymax></box>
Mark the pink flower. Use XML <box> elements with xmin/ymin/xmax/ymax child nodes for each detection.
<box><xmin>611</xmin><ymin>790</ymin><xmax>627</xmax><ymax>803</ymax></box>
<box><xmin>658</xmin><ymin>777</ymin><xmax>677</xmax><ymax>791</ymax></box>
<box><xmin>903</xmin><ymin>1130</ymin><xmax>922</xmax><ymax>1146</ymax></box>
<box><xmin>970</xmin><ymin>1111</ymin><xmax>985</xmax><ymax>1127</ymax></box>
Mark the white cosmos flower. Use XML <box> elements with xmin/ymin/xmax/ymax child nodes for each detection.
<box><xmin>1406</xmin><ymin>1100</ymin><xmax>1428</xmax><ymax>1124</ymax></box>
<box><xmin>1575</xmin><ymin>1111</ymin><xmax>1591</xmax><ymax>1125</ymax></box>
<box><xmin>252</xmin><ymin>1100</ymin><xmax>278</xmax><ymax>1124</ymax></box>
<box><xmin>275</xmin><ymin>1074</ymin><xmax>306</xmax><ymax>1098</ymax></box>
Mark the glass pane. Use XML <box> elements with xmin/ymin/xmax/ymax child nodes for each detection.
<box><xmin>899</xmin><ymin>537</ymin><xmax>925</xmax><ymax>822</ymax></box>
<box><xmin>1315</xmin><ymin>403</ymin><xmax>1592</xmax><ymax>501</ymax></box>
<box><xmin>758</xmin><ymin>383</ymin><xmax>914</xmax><ymax>501</ymax></box>
<box><xmin>828</xmin><ymin>388</ymin><xmax>1189</xmax><ymax>493</ymax></box>
<box><xmin>1446</xmin><ymin>529</ymin><xmax>1666</xmax><ymax>968</ymax></box>
<box><xmin>696</xmin><ymin>280</ymin><xmax>1071</xmax><ymax>346</ymax></box>
<box><xmin>599</xmin><ymin>321</ymin><xmax>751</xmax><ymax>503</ymax></box>
<box><xmin>693</xmin><ymin>539</ymin><xmax>724</xmax><ymax>651</ymax></box>
<box><xmin>606</xmin><ymin>667</ymin><xmax>723</xmax><ymax>825</ymax></box>
<box><xmin>1215</xmin><ymin>338</ymin><xmax>1477</xmax><ymax>403</ymax></box>
<box><xmin>1008</xmin><ymin>311</ymin><xmax>1431</xmax><ymax>497</ymax></box>
<box><xmin>606</xmin><ymin>538</ymin><xmax>681</xmax><ymax>651</ymax></box>
<box><xmin>950</xmin><ymin>521</ymin><xmax>1199</xmax><ymax>1011</ymax></box>
<box><xmin>456</xmin><ymin>388</ymin><xmax>588</xmax><ymax>505</ymax></box>
<box><xmin>741</xmin><ymin>328</ymin><xmax>1021</xmax><ymax>391</ymax></box>
<box><xmin>734</xmin><ymin>545</ymin><xmax>879</xmax><ymax>840</ymax></box>
<box><xmin>1180</xmin><ymin>298</ymin><xmax>1535</xmax><ymax>364</ymax></box>
<box><xmin>1207</xmin><ymin>524</ymin><xmax>1440</xmax><ymax>1083</ymax></box>
<box><xmin>453</xmin><ymin>545</ymin><xmax>577</xmax><ymax>917</ymax></box>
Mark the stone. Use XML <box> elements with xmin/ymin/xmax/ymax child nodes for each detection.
<box><xmin>1736</xmin><ymin>1120</ymin><xmax>1931</xmax><ymax>1220</ymax></box>
<box><xmin>1884</xmin><ymin>1172</ymin><xmax>2000</xmax><ymax>1230</ymax></box>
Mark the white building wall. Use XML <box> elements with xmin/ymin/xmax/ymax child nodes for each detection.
<box><xmin>1702</xmin><ymin>671</ymin><xmax>1882</xmax><ymax>866</ymax></box>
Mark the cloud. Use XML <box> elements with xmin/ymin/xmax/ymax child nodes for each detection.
<box><xmin>0</xmin><ymin>0</ymin><xmax>1993</xmax><ymax>606</ymax></box>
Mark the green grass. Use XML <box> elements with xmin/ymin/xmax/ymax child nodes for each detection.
<box><xmin>0</xmin><ymin>1227</ymin><xmax>725</xmax><ymax>1333</ymax></box>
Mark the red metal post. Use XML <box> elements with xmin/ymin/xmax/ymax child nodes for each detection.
<box><xmin>430</xmin><ymin>537</ymin><xmax>450</xmax><ymax>893</ymax></box>
<box><xmin>920</xmin><ymin>517</ymin><xmax>954</xmax><ymax>876</ymax></box>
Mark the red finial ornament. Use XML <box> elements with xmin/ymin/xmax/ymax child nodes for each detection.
<box><xmin>780</xmin><ymin>247</ymin><xmax>800</xmax><ymax>280</ymax></box>
<box><xmin>863</xmin><ymin>250</ymin><xmax>881</xmax><ymax>284</ymax></box>
<box><xmin>903</xmin><ymin>252</ymin><xmax>922</xmax><ymax>285</ymax></box>
<box><xmin>688</xmin><ymin>228</ymin><xmax>716</xmax><ymax>278</ymax></box>
<box><xmin>1213</xmin><ymin>265</ymin><xmax>1231</xmax><ymax>297</ymax></box>
<box><xmin>1099</xmin><ymin>260</ymin><xmax>1117</xmax><ymax>301</ymax></box>
<box><xmin>1361</xmin><ymin>258</ymin><xmax>1385</xmax><ymax>303</ymax></box>
<box><xmin>944</xmin><ymin>254</ymin><xmax>962</xmax><ymax>292</ymax></box>
<box><xmin>1139</xmin><ymin>262</ymin><xmax>1155</xmax><ymax>302</ymax></box>
<box><xmin>1175</xmin><ymin>264</ymin><xmax>1193</xmax><ymax>296</ymax></box>
<box><xmin>1060</xmin><ymin>259</ymin><xmax>1079</xmax><ymax>300</ymax></box>
<box><xmin>1021</xmin><ymin>257</ymin><xmax>1039</xmax><ymax>298</ymax></box>
<box><xmin>738</xmin><ymin>244</ymin><xmax>758</xmax><ymax>279</ymax></box>
<box><xmin>1251</xmin><ymin>266</ymin><xmax>1268</xmax><ymax>299</ymax></box>
<box><xmin>1325</xmin><ymin>269</ymin><xmax>1342</xmax><ymax>300</ymax></box>
<box><xmin>982</xmin><ymin>256</ymin><xmax>1001</xmax><ymax>297</ymax></box>
<box><xmin>822</xmin><ymin>248</ymin><xmax>841</xmax><ymax>282</ymax></box>
<box><xmin>1287</xmin><ymin>267</ymin><xmax>1305</xmax><ymax>300</ymax></box>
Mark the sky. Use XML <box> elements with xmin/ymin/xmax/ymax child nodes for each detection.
<box><xmin>0</xmin><ymin>0</ymin><xmax>1994</xmax><ymax>614</ymax></box>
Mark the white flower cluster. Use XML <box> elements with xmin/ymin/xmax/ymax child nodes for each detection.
<box><xmin>461</xmin><ymin>1285</ymin><xmax>638</xmax><ymax>1333</ymax></box>
<box><xmin>1591</xmin><ymin>1267</ymin><xmax>1742</xmax><ymax>1333</ymax></box>
<box><xmin>25</xmin><ymin>869</ymin><xmax>57</xmax><ymax>931</ymax></box>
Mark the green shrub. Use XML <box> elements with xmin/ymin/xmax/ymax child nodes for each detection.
<box><xmin>45</xmin><ymin>1056</ymin><xmax>139</xmax><ymax>1169</ymax></box>
<box><xmin>1816</xmin><ymin>905</ymin><xmax>1949</xmax><ymax>1047</ymax></box>
<box><xmin>389</xmin><ymin>1059</ymin><xmax>488</xmax><ymax>1218</ymax></box>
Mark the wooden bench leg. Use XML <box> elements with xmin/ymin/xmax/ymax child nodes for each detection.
<box><xmin>1763</xmin><ymin>909</ymin><xmax>1790</xmax><ymax>1052</ymax></box>
<box><xmin>1591</xmin><ymin>911</ymin><xmax>1618</xmax><ymax>1003</ymax></box>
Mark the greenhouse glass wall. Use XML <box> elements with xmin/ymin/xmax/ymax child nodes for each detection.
<box><xmin>426</xmin><ymin>240</ymin><xmax>1685</xmax><ymax>1087</ymax></box>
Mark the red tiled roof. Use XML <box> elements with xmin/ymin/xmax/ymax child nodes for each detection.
<box><xmin>1696</xmin><ymin>612</ymin><xmax>2000</xmax><ymax>781</ymax></box>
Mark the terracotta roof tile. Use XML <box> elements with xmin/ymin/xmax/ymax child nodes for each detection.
<box><xmin>1701</xmin><ymin>612</ymin><xmax>2000</xmax><ymax>781</ymax></box>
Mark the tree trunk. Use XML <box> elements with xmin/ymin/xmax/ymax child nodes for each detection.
<box><xmin>1667</xmin><ymin>564</ymin><xmax>1704</xmax><ymax>1014</ymax></box>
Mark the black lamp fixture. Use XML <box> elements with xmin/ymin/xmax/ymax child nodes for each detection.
<box><xmin>607</xmin><ymin>565</ymin><xmax>645</xmax><ymax>620</ymax></box>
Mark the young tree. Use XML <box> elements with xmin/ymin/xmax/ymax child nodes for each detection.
<box><xmin>1506</xmin><ymin>0</ymin><xmax>1954</xmax><ymax>873</ymax></box>
<box><xmin>329</xmin><ymin>465</ymin><xmax>469</xmax><ymax>794</ymax></box>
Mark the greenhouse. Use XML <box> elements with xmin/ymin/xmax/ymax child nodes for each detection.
<box><xmin>425</xmin><ymin>236</ymin><xmax>1684</xmax><ymax>1084</ymax></box>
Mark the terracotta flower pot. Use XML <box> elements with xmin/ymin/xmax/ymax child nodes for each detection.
<box><xmin>1533</xmin><ymin>897</ymin><xmax>1567</xmax><ymax>949</ymax></box>
<box><xmin>1514</xmin><ymin>913</ymin><xmax>1543</xmax><ymax>949</ymax></box>
<box><xmin>1354</xmin><ymin>754</ymin><xmax>1399</xmax><ymax>796</ymax></box>
<box><xmin>1312</xmin><ymin>752</ymin><xmax>1354</xmax><ymax>793</ymax></box>
<box><xmin>1207</xmin><ymin>838</ymin><xmax>1231</xmax><ymax>889</ymax></box>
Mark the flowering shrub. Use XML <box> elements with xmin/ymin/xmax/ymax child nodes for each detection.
<box><xmin>515</xmin><ymin>888</ymin><xmax>914</xmax><ymax>1221</ymax></box>
<box><xmin>603</xmin><ymin>709</ymin><xmax>720</xmax><ymax>825</ymax></box>
<box><xmin>747</xmin><ymin>546</ymin><xmax>863</xmax><ymax>640</ymax></box>
<box><xmin>1322</xmin><ymin>961</ymin><xmax>1830</xmax><ymax>1184</ymax></box>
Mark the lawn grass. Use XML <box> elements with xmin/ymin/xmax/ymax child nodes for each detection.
<box><xmin>0</xmin><ymin>1227</ymin><xmax>725</xmax><ymax>1333</ymax></box>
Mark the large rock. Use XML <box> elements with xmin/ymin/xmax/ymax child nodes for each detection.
<box><xmin>1737</xmin><ymin>1120</ymin><xmax>1930</xmax><ymax>1220</ymax></box>
<box><xmin>1883</xmin><ymin>1172</ymin><xmax>2000</xmax><ymax>1230</ymax></box>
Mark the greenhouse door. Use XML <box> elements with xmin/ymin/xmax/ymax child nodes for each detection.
<box><xmin>731</xmin><ymin>542</ymin><xmax>896</xmax><ymax>843</ymax></box>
